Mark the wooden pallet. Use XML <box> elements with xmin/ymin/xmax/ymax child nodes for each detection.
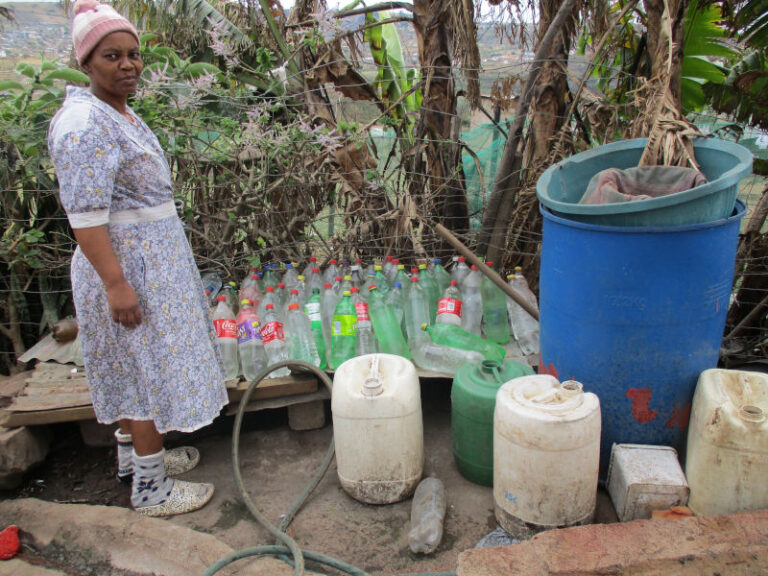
<box><xmin>0</xmin><ymin>362</ymin><xmax>318</xmax><ymax>427</ymax></box>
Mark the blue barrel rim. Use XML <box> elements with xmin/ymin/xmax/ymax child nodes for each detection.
<box><xmin>537</xmin><ymin>137</ymin><xmax>754</xmax><ymax>216</ymax></box>
<box><xmin>540</xmin><ymin>199</ymin><xmax>746</xmax><ymax>234</ymax></box>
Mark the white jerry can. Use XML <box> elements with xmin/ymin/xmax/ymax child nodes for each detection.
<box><xmin>494</xmin><ymin>375</ymin><xmax>601</xmax><ymax>532</ymax></box>
<box><xmin>686</xmin><ymin>368</ymin><xmax>768</xmax><ymax>516</ymax></box>
<box><xmin>332</xmin><ymin>353</ymin><xmax>424</xmax><ymax>504</ymax></box>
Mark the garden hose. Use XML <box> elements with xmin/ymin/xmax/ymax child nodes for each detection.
<box><xmin>203</xmin><ymin>360</ymin><xmax>456</xmax><ymax>576</ymax></box>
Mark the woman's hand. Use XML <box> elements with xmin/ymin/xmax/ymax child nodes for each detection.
<box><xmin>106</xmin><ymin>279</ymin><xmax>143</xmax><ymax>328</ymax></box>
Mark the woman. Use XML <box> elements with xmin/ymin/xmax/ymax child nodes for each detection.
<box><xmin>48</xmin><ymin>0</ymin><xmax>229</xmax><ymax>517</ymax></box>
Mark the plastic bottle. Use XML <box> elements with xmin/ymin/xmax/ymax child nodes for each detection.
<box><xmin>262</xmin><ymin>264</ymin><xmax>279</xmax><ymax>289</ymax></box>
<box><xmin>308</xmin><ymin>266</ymin><xmax>324</xmax><ymax>294</ymax></box>
<box><xmin>302</xmin><ymin>256</ymin><xmax>317</xmax><ymax>279</ymax></box>
<box><xmin>260</xmin><ymin>303</ymin><xmax>290</xmax><ymax>377</ymax></box>
<box><xmin>239</xmin><ymin>273</ymin><xmax>262</xmax><ymax>309</ymax></box>
<box><xmin>437</xmin><ymin>280</ymin><xmax>463</xmax><ymax>327</ymax></box>
<box><xmin>461</xmin><ymin>265</ymin><xmax>483</xmax><ymax>336</ymax></box>
<box><xmin>350</xmin><ymin>260</ymin><xmax>365</xmax><ymax>291</ymax></box>
<box><xmin>295</xmin><ymin>275</ymin><xmax>307</xmax><ymax>306</ymax></box>
<box><xmin>283</xmin><ymin>262</ymin><xmax>299</xmax><ymax>293</ymax></box>
<box><xmin>370</xmin><ymin>265</ymin><xmax>389</xmax><ymax>294</ymax></box>
<box><xmin>321</xmin><ymin>282</ymin><xmax>339</xmax><ymax>364</ymax></box>
<box><xmin>411</xmin><ymin>340</ymin><xmax>485</xmax><ymax>374</ymax></box>
<box><xmin>257</xmin><ymin>285</ymin><xmax>276</xmax><ymax>322</ymax></box>
<box><xmin>430</xmin><ymin>258</ymin><xmax>451</xmax><ymax>294</ymax></box>
<box><xmin>341</xmin><ymin>275</ymin><xmax>353</xmax><ymax>294</ymax></box>
<box><xmin>285</xmin><ymin>303</ymin><xmax>322</xmax><ymax>367</ymax></box>
<box><xmin>383</xmin><ymin>255</ymin><xmax>395</xmax><ymax>281</ymax></box>
<box><xmin>331</xmin><ymin>290</ymin><xmax>358</xmax><ymax>369</ymax></box>
<box><xmin>423</xmin><ymin>323</ymin><xmax>506</xmax><ymax>363</ymax></box>
<box><xmin>368</xmin><ymin>285</ymin><xmax>411</xmax><ymax>359</ymax></box>
<box><xmin>507</xmin><ymin>272</ymin><xmax>540</xmax><ymax>356</ymax></box>
<box><xmin>452</xmin><ymin>256</ymin><xmax>470</xmax><ymax>285</ymax></box>
<box><xmin>418</xmin><ymin>264</ymin><xmax>440</xmax><ymax>324</ymax></box>
<box><xmin>364</xmin><ymin>261</ymin><xmax>376</xmax><ymax>281</ymax></box>
<box><xmin>237</xmin><ymin>299</ymin><xmax>268</xmax><ymax>381</ymax></box>
<box><xmin>351</xmin><ymin>287</ymin><xmax>378</xmax><ymax>355</ymax></box>
<box><xmin>224</xmin><ymin>281</ymin><xmax>240</xmax><ymax>314</ymax></box>
<box><xmin>394</xmin><ymin>264</ymin><xmax>410</xmax><ymax>291</ymax></box>
<box><xmin>386</xmin><ymin>281</ymin><xmax>406</xmax><ymax>331</ymax></box>
<box><xmin>408</xmin><ymin>477</ymin><xmax>447</xmax><ymax>554</ymax></box>
<box><xmin>304</xmin><ymin>287</ymin><xmax>327</xmax><ymax>369</ymax></box>
<box><xmin>404</xmin><ymin>276</ymin><xmax>431</xmax><ymax>345</ymax></box>
<box><xmin>286</xmin><ymin>288</ymin><xmax>301</xmax><ymax>316</ymax></box>
<box><xmin>323</xmin><ymin>258</ymin><xmax>340</xmax><ymax>285</ymax></box>
<box><xmin>481</xmin><ymin>262</ymin><xmax>511</xmax><ymax>345</ymax></box>
<box><xmin>213</xmin><ymin>295</ymin><xmax>239</xmax><ymax>380</ymax></box>
<box><xmin>200</xmin><ymin>271</ymin><xmax>222</xmax><ymax>303</ymax></box>
<box><xmin>332</xmin><ymin>275</ymin><xmax>344</xmax><ymax>296</ymax></box>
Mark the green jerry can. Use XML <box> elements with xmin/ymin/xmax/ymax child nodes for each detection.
<box><xmin>451</xmin><ymin>359</ymin><xmax>534</xmax><ymax>485</ymax></box>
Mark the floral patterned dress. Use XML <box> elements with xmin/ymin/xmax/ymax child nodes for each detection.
<box><xmin>48</xmin><ymin>87</ymin><xmax>228</xmax><ymax>433</ymax></box>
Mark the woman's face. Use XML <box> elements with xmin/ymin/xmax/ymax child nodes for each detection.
<box><xmin>82</xmin><ymin>31</ymin><xmax>142</xmax><ymax>105</ymax></box>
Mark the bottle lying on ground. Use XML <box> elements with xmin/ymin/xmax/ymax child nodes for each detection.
<box><xmin>421</xmin><ymin>323</ymin><xmax>506</xmax><ymax>363</ymax></box>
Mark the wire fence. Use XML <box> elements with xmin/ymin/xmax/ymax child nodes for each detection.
<box><xmin>1</xmin><ymin>52</ymin><xmax>766</xmax><ymax>374</ymax></box>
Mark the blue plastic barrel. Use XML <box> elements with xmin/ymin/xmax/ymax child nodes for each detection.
<box><xmin>539</xmin><ymin>200</ymin><xmax>746</xmax><ymax>475</ymax></box>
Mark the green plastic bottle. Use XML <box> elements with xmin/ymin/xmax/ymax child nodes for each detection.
<box><xmin>331</xmin><ymin>290</ymin><xmax>357</xmax><ymax>369</ymax></box>
<box><xmin>422</xmin><ymin>323</ymin><xmax>505</xmax><ymax>363</ymax></box>
<box><xmin>418</xmin><ymin>263</ymin><xmax>440</xmax><ymax>324</ymax></box>
<box><xmin>373</xmin><ymin>265</ymin><xmax>391</xmax><ymax>294</ymax></box>
<box><xmin>481</xmin><ymin>262</ymin><xmax>510</xmax><ymax>345</ymax></box>
<box><xmin>451</xmin><ymin>359</ymin><xmax>534</xmax><ymax>485</ymax></box>
<box><xmin>304</xmin><ymin>287</ymin><xmax>327</xmax><ymax>369</ymax></box>
<box><xmin>368</xmin><ymin>285</ymin><xmax>411</xmax><ymax>359</ymax></box>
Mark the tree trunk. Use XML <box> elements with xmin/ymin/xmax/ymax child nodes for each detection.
<box><xmin>410</xmin><ymin>0</ymin><xmax>470</xmax><ymax>235</ymax></box>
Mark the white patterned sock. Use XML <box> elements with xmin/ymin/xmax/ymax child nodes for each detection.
<box><xmin>115</xmin><ymin>429</ymin><xmax>133</xmax><ymax>481</ymax></box>
<box><xmin>131</xmin><ymin>449</ymin><xmax>174</xmax><ymax>509</ymax></box>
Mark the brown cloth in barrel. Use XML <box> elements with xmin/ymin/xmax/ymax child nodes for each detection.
<box><xmin>579</xmin><ymin>166</ymin><xmax>708</xmax><ymax>205</ymax></box>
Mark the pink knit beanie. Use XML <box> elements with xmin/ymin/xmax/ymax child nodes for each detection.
<box><xmin>72</xmin><ymin>0</ymin><xmax>140</xmax><ymax>65</ymax></box>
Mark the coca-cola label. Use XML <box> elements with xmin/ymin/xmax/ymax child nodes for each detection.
<box><xmin>214</xmin><ymin>318</ymin><xmax>237</xmax><ymax>339</ymax></box>
<box><xmin>332</xmin><ymin>314</ymin><xmax>357</xmax><ymax>336</ymax></box>
<box><xmin>354</xmin><ymin>301</ymin><xmax>370</xmax><ymax>322</ymax></box>
<box><xmin>437</xmin><ymin>297</ymin><xmax>462</xmax><ymax>317</ymax></box>
<box><xmin>304</xmin><ymin>301</ymin><xmax>322</xmax><ymax>322</ymax></box>
<box><xmin>237</xmin><ymin>320</ymin><xmax>262</xmax><ymax>344</ymax></box>
<box><xmin>260</xmin><ymin>321</ymin><xmax>285</xmax><ymax>344</ymax></box>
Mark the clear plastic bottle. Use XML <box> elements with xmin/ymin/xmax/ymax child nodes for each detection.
<box><xmin>321</xmin><ymin>282</ymin><xmax>339</xmax><ymax>365</ymax></box>
<box><xmin>257</xmin><ymin>285</ymin><xmax>276</xmax><ymax>322</ymax></box>
<box><xmin>285</xmin><ymin>302</ymin><xmax>321</xmax><ymax>367</ymax></box>
<box><xmin>411</xmin><ymin>341</ymin><xmax>485</xmax><ymax>375</ymax></box>
<box><xmin>394</xmin><ymin>264</ymin><xmax>410</xmax><ymax>291</ymax></box>
<box><xmin>283</xmin><ymin>262</ymin><xmax>299</xmax><ymax>293</ymax></box>
<box><xmin>350</xmin><ymin>260</ymin><xmax>365</xmax><ymax>291</ymax></box>
<box><xmin>430</xmin><ymin>258</ymin><xmax>451</xmax><ymax>294</ymax></box>
<box><xmin>332</xmin><ymin>275</ymin><xmax>344</xmax><ymax>296</ymax></box>
<box><xmin>237</xmin><ymin>300</ymin><xmax>268</xmax><ymax>381</ymax></box>
<box><xmin>213</xmin><ymin>295</ymin><xmax>239</xmax><ymax>380</ymax></box>
<box><xmin>418</xmin><ymin>263</ymin><xmax>440</xmax><ymax>324</ymax></box>
<box><xmin>341</xmin><ymin>275</ymin><xmax>353</xmax><ymax>294</ymax></box>
<box><xmin>304</xmin><ymin>287</ymin><xmax>327</xmax><ymax>369</ymax></box>
<box><xmin>275</xmin><ymin>282</ymin><xmax>288</xmax><ymax>313</ymax></box>
<box><xmin>323</xmin><ymin>258</ymin><xmax>340</xmax><ymax>285</ymax></box>
<box><xmin>386</xmin><ymin>281</ymin><xmax>406</xmax><ymax>332</ymax></box>
<box><xmin>436</xmin><ymin>280</ymin><xmax>463</xmax><ymax>327</ymax></box>
<box><xmin>302</xmin><ymin>256</ymin><xmax>317</xmax><ymax>280</ymax></box>
<box><xmin>423</xmin><ymin>323</ymin><xmax>506</xmax><ymax>363</ymax></box>
<box><xmin>260</xmin><ymin>303</ymin><xmax>290</xmax><ymax>378</ymax></box>
<box><xmin>507</xmin><ymin>272</ymin><xmax>540</xmax><ymax>356</ymax></box>
<box><xmin>368</xmin><ymin>285</ymin><xmax>410</xmax><ymax>358</ymax></box>
<box><xmin>200</xmin><ymin>271</ymin><xmax>222</xmax><ymax>303</ymax></box>
<box><xmin>383</xmin><ymin>255</ymin><xmax>396</xmax><ymax>281</ymax></box>
<box><xmin>408</xmin><ymin>477</ymin><xmax>447</xmax><ymax>554</ymax></box>
<box><xmin>262</xmin><ymin>264</ymin><xmax>279</xmax><ymax>289</ymax></box>
<box><xmin>481</xmin><ymin>262</ymin><xmax>511</xmax><ymax>345</ymax></box>
<box><xmin>295</xmin><ymin>275</ymin><xmax>307</xmax><ymax>306</ymax></box>
<box><xmin>308</xmin><ymin>266</ymin><xmax>324</xmax><ymax>294</ymax></box>
<box><xmin>223</xmin><ymin>281</ymin><xmax>240</xmax><ymax>314</ymax></box>
<box><xmin>239</xmin><ymin>272</ymin><xmax>262</xmax><ymax>310</ymax></box>
<box><xmin>331</xmin><ymin>290</ymin><xmax>358</xmax><ymax>369</ymax></box>
<box><xmin>387</xmin><ymin>257</ymin><xmax>401</xmax><ymax>283</ymax></box>
<box><xmin>404</xmin><ymin>276</ymin><xmax>431</xmax><ymax>345</ymax></box>
<box><xmin>461</xmin><ymin>265</ymin><xmax>483</xmax><ymax>336</ymax></box>
<box><xmin>374</xmin><ymin>265</ymin><xmax>390</xmax><ymax>294</ymax></box>
<box><xmin>451</xmin><ymin>256</ymin><xmax>470</xmax><ymax>285</ymax></box>
<box><xmin>351</xmin><ymin>287</ymin><xmax>378</xmax><ymax>356</ymax></box>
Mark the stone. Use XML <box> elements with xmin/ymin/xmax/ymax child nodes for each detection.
<box><xmin>0</xmin><ymin>426</ymin><xmax>51</xmax><ymax>490</ymax></box>
<box><xmin>288</xmin><ymin>400</ymin><xmax>326</xmax><ymax>431</ymax></box>
<box><xmin>458</xmin><ymin>508</ymin><xmax>768</xmax><ymax>575</ymax></box>
<box><xmin>78</xmin><ymin>419</ymin><xmax>118</xmax><ymax>447</ymax></box>
<box><xmin>0</xmin><ymin>559</ymin><xmax>67</xmax><ymax>576</ymax></box>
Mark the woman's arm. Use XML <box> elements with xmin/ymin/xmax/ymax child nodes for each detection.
<box><xmin>73</xmin><ymin>226</ymin><xmax>143</xmax><ymax>329</ymax></box>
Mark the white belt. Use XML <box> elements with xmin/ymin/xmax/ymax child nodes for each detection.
<box><xmin>109</xmin><ymin>200</ymin><xmax>177</xmax><ymax>225</ymax></box>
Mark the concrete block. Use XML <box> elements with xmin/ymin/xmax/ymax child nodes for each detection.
<box><xmin>78</xmin><ymin>419</ymin><xmax>118</xmax><ymax>447</ymax></box>
<box><xmin>0</xmin><ymin>426</ymin><xmax>51</xmax><ymax>489</ymax></box>
<box><xmin>288</xmin><ymin>400</ymin><xmax>326</xmax><ymax>431</ymax></box>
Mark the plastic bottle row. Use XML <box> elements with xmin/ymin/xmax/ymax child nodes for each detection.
<box><xmin>203</xmin><ymin>256</ymin><xmax>541</xmax><ymax>378</ymax></box>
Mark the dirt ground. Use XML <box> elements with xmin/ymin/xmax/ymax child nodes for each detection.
<box><xmin>3</xmin><ymin>377</ymin><xmax>618</xmax><ymax>575</ymax></box>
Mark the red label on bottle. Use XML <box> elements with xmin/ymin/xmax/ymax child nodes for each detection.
<box><xmin>437</xmin><ymin>297</ymin><xmax>462</xmax><ymax>317</ymax></box>
<box><xmin>214</xmin><ymin>318</ymin><xmax>237</xmax><ymax>339</ymax></box>
<box><xmin>354</xmin><ymin>301</ymin><xmax>371</xmax><ymax>322</ymax></box>
<box><xmin>260</xmin><ymin>321</ymin><xmax>285</xmax><ymax>344</ymax></box>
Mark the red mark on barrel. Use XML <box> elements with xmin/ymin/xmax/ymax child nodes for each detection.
<box><xmin>666</xmin><ymin>404</ymin><xmax>691</xmax><ymax>429</ymax></box>
<box><xmin>537</xmin><ymin>354</ymin><xmax>559</xmax><ymax>379</ymax></box>
<box><xmin>626</xmin><ymin>388</ymin><xmax>658</xmax><ymax>423</ymax></box>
